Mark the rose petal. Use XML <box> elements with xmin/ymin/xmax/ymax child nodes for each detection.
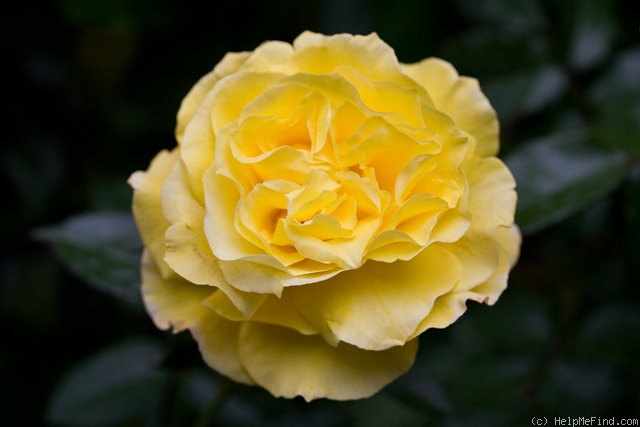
<box><xmin>293</xmin><ymin>244</ymin><xmax>460</xmax><ymax>350</ymax></box>
<box><xmin>238</xmin><ymin>322</ymin><xmax>418</xmax><ymax>401</ymax></box>
<box><xmin>140</xmin><ymin>251</ymin><xmax>213</xmax><ymax>332</ymax></box>
<box><xmin>292</xmin><ymin>32</ymin><xmax>402</xmax><ymax>83</ymax></box>
<box><xmin>410</xmin><ymin>291</ymin><xmax>486</xmax><ymax>334</ymax></box>
<box><xmin>191</xmin><ymin>308</ymin><xmax>254</xmax><ymax>385</ymax></box>
<box><xmin>204</xmin><ymin>290</ymin><xmax>317</xmax><ymax>336</ymax></box>
<box><xmin>467</xmin><ymin>157</ymin><xmax>517</xmax><ymax>231</ymax></box>
<box><xmin>176</xmin><ymin>52</ymin><xmax>250</xmax><ymax>143</ymax></box>
<box><xmin>401</xmin><ymin>58</ymin><xmax>499</xmax><ymax>158</ymax></box>
<box><xmin>129</xmin><ymin>149</ymin><xmax>179</xmax><ymax>278</ymax></box>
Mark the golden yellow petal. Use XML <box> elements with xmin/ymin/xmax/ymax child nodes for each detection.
<box><xmin>467</xmin><ymin>157</ymin><xmax>517</xmax><ymax>231</ymax></box>
<box><xmin>468</xmin><ymin>225</ymin><xmax>521</xmax><ymax>304</ymax></box>
<box><xmin>239</xmin><ymin>40</ymin><xmax>294</xmax><ymax>73</ymax></box>
<box><xmin>129</xmin><ymin>149</ymin><xmax>179</xmax><ymax>278</ymax></box>
<box><xmin>291</xmin><ymin>32</ymin><xmax>402</xmax><ymax>83</ymax></box>
<box><xmin>401</xmin><ymin>58</ymin><xmax>499</xmax><ymax>157</ymax></box>
<box><xmin>204</xmin><ymin>290</ymin><xmax>317</xmax><ymax>335</ymax></box>
<box><xmin>410</xmin><ymin>291</ymin><xmax>486</xmax><ymax>335</ymax></box>
<box><xmin>293</xmin><ymin>244</ymin><xmax>460</xmax><ymax>350</ymax></box>
<box><xmin>238</xmin><ymin>322</ymin><xmax>418</xmax><ymax>401</ymax></box>
<box><xmin>176</xmin><ymin>52</ymin><xmax>250</xmax><ymax>143</ymax></box>
<box><xmin>190</xmin><ymin>307</ymin><xmax>254</xmax><ymax>385</ymax></box>
<box><xmin>140</xmin><ymin>251</ymin><xmax>213</xmax><ymax>332</ymax></box>
<box><xmin>366</xmin><ymin>229</ymin><xmax>424</xmax><ymax>262</ymax></box>
<box><xmin>208</xmin><ymin>71</ymin><xmax>284</xmax><ymax>132</ymax></box>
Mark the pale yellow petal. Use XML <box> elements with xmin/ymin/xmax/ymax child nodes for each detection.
<box><xmin>164</xmin><ymin>220</ymin><xmax>270</xmax><ymax>317</ymax></box>
<box><xmin>467</xmin><ymin>157</ymin><xmax>517</xmax><ymax>231</ymax></box>
<box><xmin>401</xmin><ymin>58</ymin><xmax>499</xmax><ymax>157</ymax></box>
<box><xmin>209</xmin><ymin>71</ymin><xmax>284</xmax><ymax>132</ymax></box>
<box><xmin>240</xmin><ymin>40</ymin><xmax>294</xmax><ymax>72</ymax></box>
<box><xmin>190</xmin><ymin>307</ymin><xmax>254</xmax><ymax>385</ymax></box>
<box><xmin>140</xmin><ymin>251</ymin><xmax>213</xmax><ymax>332</ymax></box>
<box><xmin>366</xmin><ymin>229</ymin><xmax>423</xmax><ymax>262</ymax></box>
<box><xmin>292</xmin><ymin>32</ymin><xmax>403</xmax><ymax>83</ymax></box>
<box><xmin>160</xmin><ymin>159</ymin><xmax>205</xmax><ymax>226</ymax></box>
<box><xmin>178</xmin><ymin>98</ymin><xmax>216</xmax><ymax>202</ymax></box>
<box><xmin>293</xmin><ymin>244</ymin><xmax>460</xmax><ymax>350</ymax></box>
<box><xmin>411</xmin><ymin>291</ymin><xmax>486</xmax><ymax>335</ymax></box>
<box><xmin>238</xmin><ymin>322</ymin><xmax>418</xmax><ymax>401</ymax></box>
<box><xmin>204</xmin><ymin>290</ymin><xmax>317</xmax><ymax>335</ymax></box>
<box><xmin>129</xmin><ymin>149</ymin><xmax>179</xmax><ymax>278</ymax></box>
<box><xmin>176</xmin><ymin>52</ymin><xmax>250</xmax><ymax>143</ymax></box>
<box><xmin>446</xmin><ymin>235</ymin><xmax>500</xmax><ymax>294</ymax></box>
<box><xmin>218</xmin><ymin>258</ymin><xmax>284</xmax><ymax>296</ymax></box>
<box><xmin>468</xmin><ymin>225</ymin><xmax>521</xmax><ymax>304</ymax></box>
<box><xmin>204</xmin><ymin>170</ymin><xmax>250</xmax><ymax>251</ymax></box>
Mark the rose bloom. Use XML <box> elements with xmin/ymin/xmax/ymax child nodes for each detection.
<box><xmin>129</xmin><ymin>32</ymin><xmax>520</xmax><ymax>401</ymax></box>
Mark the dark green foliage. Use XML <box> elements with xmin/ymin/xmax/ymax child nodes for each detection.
<box><xmin>3</xmin><ymin>0</ymin><xmax>638</xmax><ymax>425</ymax></box>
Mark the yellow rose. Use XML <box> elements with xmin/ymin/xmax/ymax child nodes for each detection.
<box><xmin>129</xmin><ymin>32</ymin><xmax>520</xmax><ymax>401</ymax></box>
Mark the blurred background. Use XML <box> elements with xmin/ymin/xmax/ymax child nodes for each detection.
<box><xmin>2</xmin><ymin>0</ymin><xmax>639</xmax><ymax>425</ymax></box>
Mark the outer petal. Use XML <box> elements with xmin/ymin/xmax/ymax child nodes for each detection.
<box><xmin>401</xmin><ymin>58</ymin><xmax>499</xmax><ymax>157</ymax></box>
<box><xmin>140</xmin><ymin>251</ymin><xmax>214</xmax><ymax>332</ymax></box>
<box><xmin>238</xmin><ymin>322</ymin><xmax>418</xmax><ymax>401</ymax></box>
<box><xmin>191</xmin><ymin>307</ymin><xmax>255</xmax><ymax>385</ymax></box>
<box><xmin>467</xmin><ymin>157</ymin><xmax>518</xmax><ymax>231</ymax></box>
<box><xmin>161</xmin><ymin>161</ymin><xmax>269</xmax><ymax>316</ymax></box>
<box><xmin>293</xmin><ymin>244</ymin><xmax>460</xmax><ymax>350</ymax></box>
<box><xmin>468</xmin><ymin>225</ymin><xmax>521</xmax><ymax>304</ymax></box>
<box><xmin>176</xmin><ymin>52</ymin><xmax>251</xmax><ymax>143</ymax></box>
<box><xmin>410</xmin><ymin>291</ymin><xmax>486</xmax><ymax>334</ymax></box>
<box><xmin>129</xmin><ymin>149</ymin><xmax>179</xmax><ymax>278</ymax></box>
<box><xmin>204</xmin><ymin>290</ymin><xmax>318</xmax><ymax>336</ymax></box>
<box><xmin>292</xmin><ymin>32</ymin><xmax>406</xmax><ymax>84</ymax></box>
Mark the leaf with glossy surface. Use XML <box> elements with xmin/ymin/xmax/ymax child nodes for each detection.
<box><xmin>34</xmin><ymin>211</ymin><xmax>143</xmax><ymax>305</ymax></box>
<box><xmin>505</xmin><ymin>132</ymin><xmax>627</xmax><ymax>234</ymax></box>
<box><xmin>47</xmin><ymin>339</ymin><xmax>168</xmax><ymax>427</ymax></box>
<box><xmin>483</xmin><ymin>66</ymin><xmax>568</xmax><ymax>124</ymax></box>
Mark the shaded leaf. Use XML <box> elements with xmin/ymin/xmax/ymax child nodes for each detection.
<box><xmin>539</xmin><ymin>360</ymin><xmax>620</xmax><ymax>415</ymax></box>
<box><xmin>505</xmin><ymin>131</ymin><xmax>627</xmax><ymax>234</ymax></box>
<box><xmin>573</xmin><ymin>303</ymin><xmax>640</xmax><ymax>366</ymax></box>
<box><xmin>483</xmin><ymin>66</ymin><xmax>568</xmax><ymax>124</ymax></box>
<box><xmin>569</xmin><ymin>0</ymin><xmax>617</xmax><ymax>70</ymax></box>
<box><xmin>47</xmin><ymin>338</ymin><xmax>168</xmax><ymax>426</ymax></box>
<box><xmin>589</xmin><ymin>47</ymin><xmax>640</xmax><ymax>155</ymax></box>
<box><xmin>34</xmin><ymin>211</ymin><xmax>143</xmax><ymax>305</ymax></box>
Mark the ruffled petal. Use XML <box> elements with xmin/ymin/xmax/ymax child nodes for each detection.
<box><xmin>205</xmin><ymin>290</ymin><xmax>317</xmax><ymax>335</ymax></box>
<box><xmin>190</xmin><ymin>307</ymin><xmax>255</xmax><ymax>385</ymax></box>
<box><xmin>129</xmin><ymin>149</ymin><xmax>179</xmax><ymax>278</ymax></box>
<box><xmin>176</xmin><ymin>52</ymin><xmax>250</xmax><ymax>143</ymax></box>
<box><xmin>401</xmin><ymin>58</ymin><xmax>499</xmax><ymax>157</ymax></box>
<box><xmin>140</xmin><ymin>251</ymin><xmax>214</xmax><ymax>332</ymax></box>
<box><xmin>238</xmin><ymin>322</ymin><xmax>418</xmax><ymax>401</ymax></box>
<box><xmin>293</xmin><ymin>244</ymin><xmax>460</xmax><ymax>350</ymax></box>
<box><xmin>410</xmin><ymin>291</ymin><xmax>486</xmax><ymax>334</ymax></box>
<box><xmin>292</xmin><ymin>32</ymin><xmax>403</xmax><ymax>83</ymax></box>
<box><xmin>467</xmin><ymin>157</ymin><xmax>517</xmax><ymax>231</ymax></box>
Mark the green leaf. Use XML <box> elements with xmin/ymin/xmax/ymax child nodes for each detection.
<box><xmin>573</xmin><ymin>303</ymin><xmax>640</xmax><ymax>366</ymax></box>
<box><xmin>569</xmin><ymin>0</ymin><xmax>617</xmax><ymax>70</ymax></box>
<box><xmin>589</xmin><ymin>47</ymin><xmax>640</xmax><ymax>155</ymax></box>
<box><xmin>505</xmin><ymin>131</ymin><xmax>627</xmax><ymax>234</ymax></box>
<box><xmin>539</xmin><ymin>360</ymin><xmax>620</xmax><ymax>415</ymax></box>
<box><xmin>483</xmin><ymin>65</ymin><xmax>568</xmax><ymax>124</ymax></box>
<box><xmin>34</xmin><ymin>211</ymin><xmax>143</xmax><ymax>305</ymax></box>
<box><xmin>47</xmin><ymin>338</ymin><xmax>169</xmax><ymax>426</ymax></box>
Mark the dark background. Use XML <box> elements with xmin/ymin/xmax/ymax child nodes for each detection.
<box><xmin>2</xmin><ymin>0</ymin><xmax>639</xmax><ymax>425</ymax></box>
